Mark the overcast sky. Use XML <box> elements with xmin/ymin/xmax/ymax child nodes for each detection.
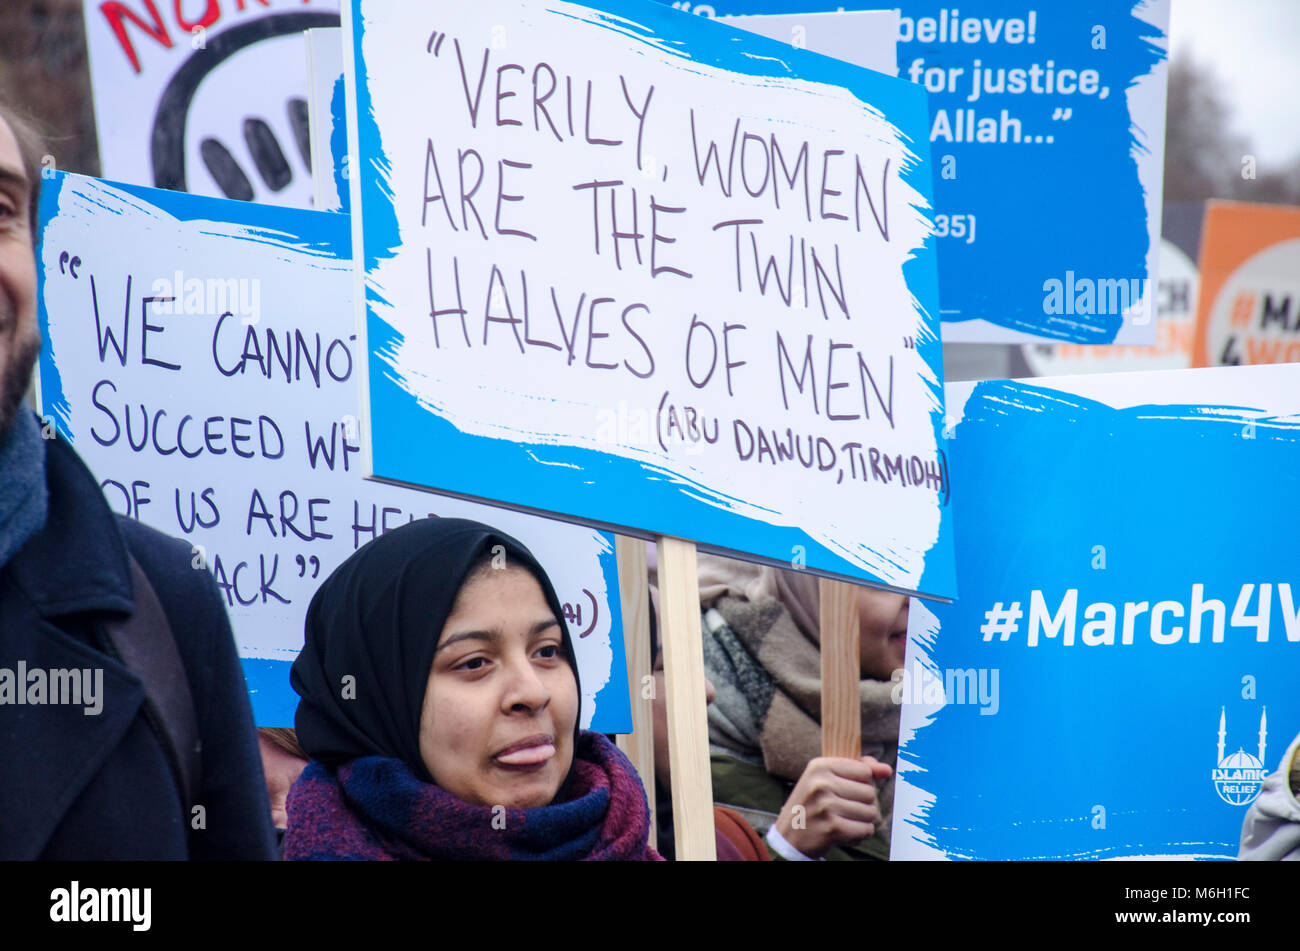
<box><xmin>1169</xmin><ymin>0</ymin><xmax>1300</xmax><ymax>167</ymax></box>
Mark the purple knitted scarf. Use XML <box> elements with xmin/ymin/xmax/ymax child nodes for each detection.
<box><xmin>284</xmin><ymin>731</ymin><xmax>662</xmax><ymax>861</ymax></box>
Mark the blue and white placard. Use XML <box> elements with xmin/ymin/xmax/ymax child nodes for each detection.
<box><xmin>892</xmin><ymin>363</ymin><xmax>1300</xmax><ymax>859</ymax></box>
<box><xmin>34</xmin><ymin>172</ymin><xmax>630</xmax><ymax>731</ymax></box>
<box><xmin>346</xmin><ymin>0</ymin><xmax>954</xmax><ymax>598</ymax></box>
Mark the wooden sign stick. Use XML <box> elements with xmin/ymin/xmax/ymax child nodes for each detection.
<box><xmin>613</xmin><ymin>534</ymin><xmax>656</xmax><ymax>846</ymax></box>
<box><xmin>657</xmin><ymin>535</ymin><xmax>717</xmax><ymax>861</ymax></box>
<box><xmin>819</xmin><ymin>579</ymin><xmax>861</xmax><ymax>758</ymax></box>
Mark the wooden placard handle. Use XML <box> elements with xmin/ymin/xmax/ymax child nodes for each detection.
<box><xmin>613</xmin><ymin>534</ymin><xmax>656</xmax><ymax>847</ymax></box>
<box><xmin>657</xmin><ymin>535</ymin><xmax>717</xmax><ymax>861</ymax></box>
<box><xmin>819</xmin><ymin>579</ymin><xmax>861</xmax><ymax>758</ymax></box>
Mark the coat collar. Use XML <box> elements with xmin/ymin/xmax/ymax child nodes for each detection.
<box><xmin>6</xmin><ymin>434</ymin><xmax>135</xmax><ymax>618</ymax></box>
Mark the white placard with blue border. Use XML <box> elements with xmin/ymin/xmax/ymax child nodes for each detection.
<box><xmin>892</xmin><ymin>363</ymin><xmax>1300</xmax><ymax>859</ymax></box>
<box><xmin>345</xmin><ymin>0</ymin><xmax>954</xmax><ymax>599</ymax></box>
<box><xmin>662</xmin><ymin>0</ymin><xmax>1170</xmax><ymax>346</ymax></box>
<box><xmin>34</xmin><ymin>172</ymin><xmax>630</xmax><ymax>732</ymax></box>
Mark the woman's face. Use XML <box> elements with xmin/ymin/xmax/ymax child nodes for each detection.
<box><xmin>858</xmin><ymin>588</ymin><xmax>910</xmax><ymax>681</ymax></box>
<box><xmin>419</xmin><ymin>564</ymin><xmax>578</xmax><ymax>809</ymax></box>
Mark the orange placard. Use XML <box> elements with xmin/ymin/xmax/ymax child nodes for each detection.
<box><xmin>1192</xmin><ymin>200</ymin><xmax>1300</xmax><ymax>368</ymax></box>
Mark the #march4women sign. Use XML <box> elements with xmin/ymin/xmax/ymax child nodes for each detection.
<box><xmin>893</xmin><ymin>363</ymin><xmax>1300</xmax><ymax>860</ymax></box>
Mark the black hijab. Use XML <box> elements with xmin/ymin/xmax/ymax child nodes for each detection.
<box><xmin>291</xmin><ymin>517</ymin><xmax>581</xmax><ymax>784</ymax></box>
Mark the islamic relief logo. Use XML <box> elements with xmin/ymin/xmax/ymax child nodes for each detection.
<box><xmin>1211</xmin><ymin>706</ymin><xmax>1268</xmax><ymax>806</ymax></box>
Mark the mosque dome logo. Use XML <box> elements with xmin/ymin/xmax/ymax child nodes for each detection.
<box><xmin>1211</xmin><ymin>707</ymin><xmax>1268</xmax><ymax>806</ymax></box>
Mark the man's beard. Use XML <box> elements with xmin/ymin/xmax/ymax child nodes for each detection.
<box><xmin>0</xmin><ymin>329</ymin><xmax>41</xmax><ymax>441</ymax></box>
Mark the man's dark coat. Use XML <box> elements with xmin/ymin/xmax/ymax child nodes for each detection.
<box><xmin>0</xmin><ymin>432</ymin><xmax>276</xmax><ymax>859</ymax></box>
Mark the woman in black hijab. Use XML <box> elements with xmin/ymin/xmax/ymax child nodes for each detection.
<box><xmin>283</xmin><ymin>517</ymin><xmax>660</xmax><ymax>860</ymax></box>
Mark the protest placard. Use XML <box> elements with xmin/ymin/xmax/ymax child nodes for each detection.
<box><xmin>892</xmin><ymin>364</ymin><xmax>1300</xmax><ymax>859</ymax></box>
<box><xmin>344</xmin><ymin>0</ymin><xmax>953</xmax><ymax>599</ymax></box>
<box><xmin>1192</xmin><ymin>200</ymin><xmax>1300</xmax><ymax>368</ymax></box>
<box><xmin>662</xmin><ymin>0</ymin><xmax>1170</xmax><ymax>346</ymax></box>
<box><xmin>34</xmin><ymin>171</ymin><xmax>631</xmax><ymax>731</ymax></box>
<box><xmin>83</xmin><ymin>0</ymin><xmax>339</xmax><ymax>204</ymax></box>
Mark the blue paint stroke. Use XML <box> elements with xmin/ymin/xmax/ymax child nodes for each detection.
<box><xmin>329</xmin><ymin>74</ymin><xmax>353</xmax><ymax>214</ymax></box>
<box><xmin>589</xmin><ymin>532</ymin><xmax>633</xmax><ymax>733</ymax></box>
<box><xmin>348</xmin><ymin>2</ymin><xmax>399</xmax><ymax>278</ymax></box>
<box><xmin>243</xmin><ymin>657</ymin><xmax>299</xmax><ymax>727</ymax></box>
<box><xmin>665</xmin><ymin>0</ymin><xmax>1167</xmax><ymax>343</ymax></box>
<box><xmin>35</xmin><ymin>171</ymin><xmax>74</xmax><ymax>441</ymax></box>
<box><xmin>903</xmin><ymin>380</ymin><xmax>1300</xmax><ymax>859</ymax></box>
<box><xmin>87</xmin><ymin>176</ymin><xmax>353</xmax><ymax>260</ymax></box>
